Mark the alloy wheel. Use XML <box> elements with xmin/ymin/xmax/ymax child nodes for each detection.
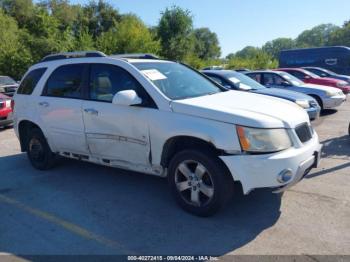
<box><xmin>174</xmin><ymin>160</ymin><xmax>214</xmax><ymax>207</ymax></box>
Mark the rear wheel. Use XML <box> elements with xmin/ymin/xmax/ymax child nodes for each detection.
<box><xmin>26</xmin><ymin>128</ymin><xmax>56</xmax><ymax>170</ymax></box>
<box><xmin>168</xmin><ymin>150</ymin><xmax>233</xmax><ymax>217</ymax></box>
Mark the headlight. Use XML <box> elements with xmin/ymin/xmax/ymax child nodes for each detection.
<box><xmin>336</xmin><ymin>81</ymin><xmax>347</xmax><ymax>88</ymax></box>
<box><xmin>326</xmin><ymin>90</ymin><xmax>337</xmax><ymax>97</ymax></box>
<box><xmin>295</xmin><ymin>100</ymin><xmax>310</xmax><ymax>109</ymax></box>
<box><xmin>236</xmin><ymin>126</ymin><xmax>292</xmax><ymax>153</ymax></box>
<box><xmin>0</xmin><ymin>87</ymin><xmax>5</xmax><ymax>93</ymax></box>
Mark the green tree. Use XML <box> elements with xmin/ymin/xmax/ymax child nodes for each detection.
<box><xmin>226</xmin><ymin>49</ymin><xmax>277</xmax><ymax>70</ymax></box>
<box><xmin>328</xmin><ymin>21</ymin><xmax>350</xmax><ymax>46</ymax></box>
<box><xmin>78</xmin><ymin>0</ymin><xmax>121</xmax><ymax>38</ymax></box>
<box><xmin>235</xmin><ymin>46</ymin><xmax>261</xmax><ymax>59</ymax></box>
<box><xmin>38</xmin><ymin>0</ymin><xmax>81</xmax><ymax>30</ymax></box>
<box><xmin>22</xmin><ymin>7</ymin><xmax>74</xmax><ymax>61</ymax></box>
<box><xmin>0</xmin><ymin>10</ymin><xmax>32</xmax><ymax>79</ymax></box>
<box><xmin>192</xmin><ymin>27</ymin><xmax>221</xmax><ymax>60</ymax></box>
<box><xmin>262</xmin><ymin>38</ymin><xmax>295</xmax><ymax>59</ymax></box>
<box><xmin>73</xmin><ymin>28</ymin><xmax>95</xmax><ymax>51</ymax></box>
<box><xmin>295</xmin><ymin>24</ymin><xmax>339</xmax><ymax>47</ymax></box>
<box><xmin>157</xmin><ymin>6</ymin><xmax>194</xmax><ymax>60</ymax></box>
<box><xmin>0</xmin><ymin>0</ymin><xmax>34</xmax><ymax>27</ymax></box>
<box><xmin>96</xmin><ymin>14</ymin><xmax>160</xmax><ymax>55</ymax></box>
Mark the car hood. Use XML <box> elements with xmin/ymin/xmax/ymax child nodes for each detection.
<box><xmin>170</xmin><ymin>90</ymin><xmax>309</xmax><ymax>129</ymax></box>
<box><xmin>253</xmin><ymin>88</ymin><xmax>312</xmax><ymax>102</ymax></box>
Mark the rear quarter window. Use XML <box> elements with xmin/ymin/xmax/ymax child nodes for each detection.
<box><xmin>17</xmin><ymin>68</ymin><xmax>47</xmax><ymax>95</ymax></box>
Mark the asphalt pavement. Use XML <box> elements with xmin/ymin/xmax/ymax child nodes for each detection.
<box><xmin>0</xmin><ymin>99</ymin><xmax>349</xmax><ymax>258</ymax></box>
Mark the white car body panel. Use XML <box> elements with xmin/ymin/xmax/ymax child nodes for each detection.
<box><xmin>14</xmin><ymin>57</ymin><xmax>322</xmax><ymax>195</ymax></box>
<box><xmin>171</xmin><ymin>90</ymin><xmax>309</xmax><ymax>129</ymax></box>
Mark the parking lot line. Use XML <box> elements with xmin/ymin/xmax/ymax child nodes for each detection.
<box><xmin>0</xmin><ymin>194</ymin><xmax>135</xmax><ymax>255</ymax></box>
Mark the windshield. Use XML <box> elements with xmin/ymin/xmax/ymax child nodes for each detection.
<box><xmin>279</xmin><ymin>72</ymin><xmax>305</xmax><ymax>86</ymax></box>
<box><xmin>303</xmin><ymin>70</ymin><xmax>320</xmax><ymax>78</ymax></box>
<box><xmin>0</xmin><ymin>76</ymin><xmax>16</xmax><ymax>85</ymax></box>
<box><xmin>132</xmin><ymin>62</ymin><xmax>223</xmax><ymax>100</ymax></box>
<box><xmin>320</xmin><ymin>68</ymin><xmax>336</xmax><ymax>75</ymax></box>
<box><xmin>224</xmin><ymin>71</ymin><xmax>265</xmax><ymax>90</ymax></box>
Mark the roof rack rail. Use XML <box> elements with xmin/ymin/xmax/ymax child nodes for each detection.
<box><xmin>110</xmin><ymin>53</ymin><xmax>159</xmax><ymax>60</ymax></box>
<box><xmin>41</xmin><ymin>51</ymin><xmax>106</xmax><ymax>62</ymax></box>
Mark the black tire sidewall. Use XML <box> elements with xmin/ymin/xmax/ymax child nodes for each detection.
<box><xmin>27</xmin><ymin>128</ymin><xmax>54</xmax><ymax>170</ymax></box>
<box><xmin>168</xmin><ymin>150</ymin><xmax>233</xmax><ymax>217</ymax></box>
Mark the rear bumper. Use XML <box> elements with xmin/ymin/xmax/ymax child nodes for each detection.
<box><xmin>0</xmin><ymin>112</ymin><xmax>13</xmax><ymax>126</ymax></box>
<box><xmin>220</xmin><ymin>133</ymin><xmax>322</xmax><ymax>194</ymax></box>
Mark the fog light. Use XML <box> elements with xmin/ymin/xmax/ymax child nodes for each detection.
<box><xmin>277</xmin><ymin>169</ymin><xmax>293</xmax><ymax>183</ymax></box>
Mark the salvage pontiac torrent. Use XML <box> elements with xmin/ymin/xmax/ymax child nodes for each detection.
<box><xmin>13</xmin><ymin>52</ymin><xmax>322</xmax><ymax>216</ymax></box>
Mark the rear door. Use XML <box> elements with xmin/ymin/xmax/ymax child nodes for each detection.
<box><xmin>37</xmin><ymin>63</ymin><xmax>89</xmax><ymax>154</ymax></box>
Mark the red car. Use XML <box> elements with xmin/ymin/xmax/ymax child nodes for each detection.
<box><xmin>0</xmin><ymin>94</ymin><xmax>13</xmax><ymax>128</ymax></box>
<box><xmin>275</xmin><ymin>68</ymin><xmax>350</xmax><ymax>94</ymax></box>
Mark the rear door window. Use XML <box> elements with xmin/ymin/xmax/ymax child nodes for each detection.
<box><xmin>17</xmin><ymin>68</ymin><xmax>47</xmax><ymax>95</ymax></box>
<box><xmin>247</xmin><ymin>73</ymin><xmax>262</xmax><ymax>83</ymax></box>
<box><xmin>43</xmin><ymin>64</ymin><xmax>86</xmax><ymax>98</ymax></box>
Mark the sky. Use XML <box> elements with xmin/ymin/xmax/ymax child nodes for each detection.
<box><xmin>69</xmin><ymin>0</ymin><xmax>350</xmax><ymax>57</ymax></box>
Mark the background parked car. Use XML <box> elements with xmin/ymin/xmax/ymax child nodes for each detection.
<box><xmin>279</xmin><ymin>46</ymin><xmax>350</xmax><ymax>75</ymax></box>
<box><xmin>202</xmin><ymin>66</ymin><xmax>224</xmax><ymax>70</ymax></box>
<box><xmin>245</xmin><ymin>70</ymin><xmax>346</xmax><ymax>110</ymax></box>
<box><xmin>234</xmin><ymin>68</ymin><xmax>251</xmax><ymax>73</ymax></box>
<box><xmin>0</xmin><ymin>76</ymin><xmax>19</xmax><ymax>97</ymax></box>
<box><xmin>276</xmin><ymin>68</ymin><xmax>350</xmax><ymax>94</ymax></box>
<box><xmin>302</xmin><ymin>67</ymin><xmax>350</xmax><ymax>84</ymax></box>
<box><xmin>202</xmin><ymin>70</ymin><xmax>320</xmax><ymax>120</ymax></box>
<box><xmin>0</xmin><ymin>93</ymin><xmax>13</xmax><ymax>128</ymax></box>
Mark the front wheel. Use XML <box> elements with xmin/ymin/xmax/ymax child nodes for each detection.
<box><xmin>168</xmin><ymin>150</ymin><xmax>234</xmax><ymax>217</ymax></box>
<box><xmin>26</xmin><ymin>128</ymin><xmax>56</xmax><ymax>170</ymax></box>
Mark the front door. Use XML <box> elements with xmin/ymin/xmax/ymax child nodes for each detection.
<box><xmin>82</xmin><ymin>63</ymin><xmax>154</xmax><ymax>168</ymax></box>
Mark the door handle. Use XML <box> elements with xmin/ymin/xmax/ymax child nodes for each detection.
<box><xmin>38</xmin><ymin>101</ymin><xmax>49</xmax><ymax>107</ymax></box>
<box><xmin>84</xmin><ymin>108</ymin><xmax>99</xmax><ymax>116</ymax></box>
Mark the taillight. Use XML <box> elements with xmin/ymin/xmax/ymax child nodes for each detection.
<box><xmin>10</xmin><ymin>99</ymin><xmax>15</xmax><ymax>111</ymax></box>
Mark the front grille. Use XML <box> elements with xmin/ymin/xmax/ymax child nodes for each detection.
<box><xmin>295</xmin><ymin>123</ymin><xmax>313</xmax><ymax>143</ymax></box>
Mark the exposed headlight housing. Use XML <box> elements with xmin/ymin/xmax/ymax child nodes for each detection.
<box><xmin>236</xmin><ymin>126</ymin><xmax>292</xmax><ymax>153</ymax></box>
<box><xmin>326</xmin><ymin>90</ymin><xmax>338</xmax><ymax>97</ymax></box>
<box><xmin>295</xmin><ymin>100</ymin><xmax>310</xmax><ymax>109</ymax></box>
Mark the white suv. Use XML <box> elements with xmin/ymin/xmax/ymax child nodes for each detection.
<box><xmin>13</xmin><ymin>52</ymin><xmax>322</xmax><ymax>216</ymax></box>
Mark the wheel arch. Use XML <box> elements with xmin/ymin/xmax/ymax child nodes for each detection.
<box><xmin>308</xmin><ymin>94</ymin><xmax>323</xmax><ymax>109</ymax></box>
<box><xmin>160</xmin><ymin>135</ymin><xmax>226</xmax><ymax>168</ymax></box>
<box><xmin>18</xmin><ymin>120</ymin><xmax>43</xmax><ymax>152</ymax></box>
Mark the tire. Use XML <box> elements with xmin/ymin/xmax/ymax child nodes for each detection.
<box><xmin>168</xmin><ymin>149</ymin><xmax>234</xmax><ymax>217</ymax></box>
<box><xmin>310</xmin><ymin>95</ymin><xmax>323</xmax><ymax>110</ymax></box>
<box><xmin>26</xmin><ymin>128</ymin><xmax>56</xmax><ymax>170</ymax></box>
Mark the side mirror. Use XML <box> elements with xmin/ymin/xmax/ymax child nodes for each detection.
<box><xmin>112</xmin><ymin>90</ymin><xmax>142</xmax><ymax>106</ymax></box>
<box><xmin>304</xmin><ymin>75</ymin><xmax>311</xmax><ymax>80</ymax></box>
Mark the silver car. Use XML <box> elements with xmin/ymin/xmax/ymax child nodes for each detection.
<box><xmin>245</xmin><ymin>70</ymin><xmax>346</xmax><ymax>110</ymax></box>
